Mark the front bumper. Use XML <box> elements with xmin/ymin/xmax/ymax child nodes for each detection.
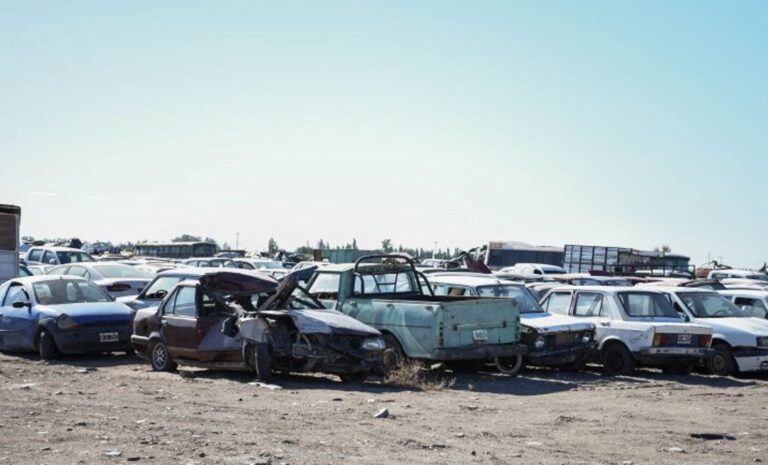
<box><xmin>527</xmin><ymin>341</ymin><xmax>597</xmax><ymax>365</ymax></box>
<box><xmin>131</xmin><ymin>335</ymin><xmax>150</xmax><ymax>360</ymax></box>
<box><xmin>52</xmin><ymin>325</ymin><xmax>132</xmax><ymax>354</ymax></box>
<box><xmin>734</xmin><ymin>348</ymin><xmax>768</xmax><ymax>372</ymax></box>
<box><xmin>431</xmin><ymin>343</ymin><xmax>527</xmax><ymax>361</ymax></box>
<box><xmin>636</xmin><ymin>347</ymin><xmax>713</xmax><ymax>365</ymax></box>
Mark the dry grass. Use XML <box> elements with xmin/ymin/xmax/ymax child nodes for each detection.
<box><xmin>384</xmin><ymin>362</ymin><xmax>455</xmax><ymax>391</ymax></box>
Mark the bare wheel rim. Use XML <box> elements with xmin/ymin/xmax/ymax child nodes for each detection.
<box><xmin>152</xmin><ymin>344</ymin><xmax>168</xmax><ymax>368</ymax></box>
<box><xmin>495</xmin><ymin>355</ymin><xmax>522</xmax><ymax>374</ymax></box>
<box><xmin>711</xmin><ymin>353</ymin><xmax>726</xmax><ymax>373</ymax></box>
<box><xmin>382</xmin><ymin>348</ymin><xmax>401</xmax><ymax>370</ymax></box>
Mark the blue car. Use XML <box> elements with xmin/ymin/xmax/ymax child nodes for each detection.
<box><xmin>0</xmin><ymin>276</ymin><xmax>134</xmax><ymax>359</ymax></box>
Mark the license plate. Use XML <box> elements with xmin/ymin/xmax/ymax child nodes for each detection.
<box><xmin>99</xmin><ymin>332</ymin><xmax>119</xmax><ymax>343</ymax></box>
<box><xmin>677</xmin><ymin>334</ymin><xmax>692</xmax><ymax>345</ymax></box>
<box><xmin>473</xmin><ymin>329</ymin><xmax>488</xmax><ymax>341</ymax></box>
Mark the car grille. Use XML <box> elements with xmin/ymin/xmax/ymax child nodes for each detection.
<box><xmin>82</xmin><ymin>321</ymin><xmax>131</xmax><ymax>329</ymax></box>
<box><xmin>546</xmin><ymin>331</ymin><xmax>583</xmax><ymax>348</ymax></box>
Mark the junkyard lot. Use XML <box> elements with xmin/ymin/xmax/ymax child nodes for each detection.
<box><xmin>1</xmin><ymin>353</ymin><xmax>767</xmax><ymax>465</ymax></box>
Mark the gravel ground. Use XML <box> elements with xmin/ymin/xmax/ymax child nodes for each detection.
<box><xmin>1</xmin><ymin>352</ymin><xmax>767</xmax><ymax>465</ymax></box>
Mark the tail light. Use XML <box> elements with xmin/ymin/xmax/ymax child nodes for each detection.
<box><xmin>699</xmin><ymin>334</ymin><xmax>712</xmax><ymax>347</ymax></box>
<box><xmin>107</xmin><ymin>283</ymin><xmax>132</xmax><ymax>293</ymax></box>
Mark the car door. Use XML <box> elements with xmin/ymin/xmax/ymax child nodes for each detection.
<box><xmin>0</xmin><ymin>282</ymin><xmax>34</xmax><ymax>349</ymax></box>
<box><xmin>571</xmin><ymin>291</ymin><xmax>612</xmax><ymax>339</ymax></box>
<box><xmin>194</xmin><ymin>292</ymin><xmax>243</xmax><ymax>363</ymax></box>
<box><xmin>161</xmin><ymin>286</ymin><xmax>200</xmax><ymax>361</ymax></box>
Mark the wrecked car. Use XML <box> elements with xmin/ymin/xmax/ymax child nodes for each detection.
<box><xmin>306</xmin><ymin>255</ymin><xmax>525</xmax><ymax>373</ymax></box>
<box><xmin>131</xmin><ymin>269</ymin><xmax>385</xmax><ymax>383</ymax></box>
<box><xmin>428</xmin><ymin>273</ymin><xmax>596</xmax><ymax>373</ymax></box>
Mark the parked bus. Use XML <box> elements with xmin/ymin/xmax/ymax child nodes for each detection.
<box><xmin>471</xmin><ymin>241</ymin><xmax>564</xmax><ymax>271</ymax></box>
<box><xmin>563</xmin><ymin>244</ymin><xmax>693</xmax><ymax>276</ymax></box>
<box><xmin>0</xmin><ymin>204</ymin><xmax>21</xmax><ymax>282</ymax></box>
<box><xmin>133</xmin><ymin>241</ymin><xmax>217</xmax><ymax>260</ymax></box>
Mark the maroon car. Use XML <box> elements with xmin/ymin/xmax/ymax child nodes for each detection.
<box><xmin>130</xmin><ymin>269</ymin><xmax>385</xmax><ymax>383</ymax></box>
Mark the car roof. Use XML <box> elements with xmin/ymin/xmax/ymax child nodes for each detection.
<box><xmin>637</xmin><ymin>286</ymin><xmax>716</xmax><ymax>294</ymax></box>
<box><xmin>428</xmin><ymin>274</ymin><xmax>518</xmax><ymax>287</ymax></box>
<box><xmin>28</xmin><ymin>246</ymin><xmax>85</xmax><ymax>252</ymax></box>
<box><xmin>10</xmin><ymin>275</ymin><xmax>88</xmax><ymax>284</ymax></box>
<box><xmin>719</xmin><ymin>289</ymin><xmax>768</xmax><ymax>296</ymax></box>
<box><xmin>547</xmin><ymin>285</ymin><xmax>665</xmax><ymax>294</ymax></box>
<box><xmin>156</xmin><ymin>268</ymin><xmax>210</xmax><ymax>278</ymax></box>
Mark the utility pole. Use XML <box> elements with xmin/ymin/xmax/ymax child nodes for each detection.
<box><xmin>433</xmin><ymin>241</ymin><xmax>438</xmax><ymax>258</ymax></box>
<box><xmin>235</xmin><ymin>232</ymin><xmax>240</xmax><ymax>250</ymax></box>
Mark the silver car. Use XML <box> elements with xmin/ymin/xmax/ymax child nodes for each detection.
<box><xmin>46</xmin><ymin>263</ymin><xmax>152</xmax><ymax>298</ymax></box>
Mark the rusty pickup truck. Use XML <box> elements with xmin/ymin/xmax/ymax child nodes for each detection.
<box><xmin>306</xmin><ymin>255</ymin><xmax>525</xmax><ymax>372</ymax></box>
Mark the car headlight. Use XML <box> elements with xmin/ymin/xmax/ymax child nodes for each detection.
<box><xmin>361</xmin><ymin>337</ymin><xmax>385</xmax><ymax>351</ymax></box>
<box><xmin>56</xmin><ymin>314</ymin><xmax>80</xmax><ymax>330</ymax></box>
<box><xmin>581</xmin><ymin>331</ymin><xmax>593</xmax><ymax>343</ymax></box>
<box><xmin>757</xmin><ymin>336</ymin><xmax>768</xmax><ymax>348</ymax></box>
<box><xmin>534</xmin><ymin>335</ymin><xmax>546</xmax><ymax>349</ymax></box>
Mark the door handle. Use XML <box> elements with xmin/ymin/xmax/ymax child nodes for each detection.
<box><xmin>600</xmin><ymin>321</ymin><xmax>610</xmax><ymax>327</ymax></box>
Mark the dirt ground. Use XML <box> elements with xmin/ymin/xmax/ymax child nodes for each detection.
<box><xmin>1</xmin><ymin>352</ymin><xmax>766</xmax><ymax>465</ymax></box>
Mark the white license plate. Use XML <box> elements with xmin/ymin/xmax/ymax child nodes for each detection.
<box><xmin>99</xmin><ymin>332</ymin><xmax>119</xmax><ymax>343</ymax></box>
<box><xmin>473</xmin><ymin>329</ymin><xmax>488</xmax><ymax>341</ymax></box>
<box><xmin>677</xmin><ymin>334</ymin><xmax>692</xmax><ymax>345</ymax></box>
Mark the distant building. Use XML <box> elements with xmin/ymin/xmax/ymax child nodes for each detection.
<box><xmin>563</xmin><ymin>244</ymin><xmax>691</xmax><ymax>275</ymax></box>
<box><xmin>474</xmin><ymin>241</ymin><xmax>564</xmax><ymax>270</ymax></box>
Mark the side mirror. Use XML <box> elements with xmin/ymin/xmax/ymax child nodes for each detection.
<box><xmin>48</xmin><ymin>259</ymin><xmax>57</xmax><ymax>265</ymax></box>
<box><xmin>680</xmin><ymin>313</ymin><xmax>690</xmax><ymax>322</ymax></box>
<box><xmin>12</xmin><ymin>301</ymin><xmax>30</xmax><ymax>309</ymax></box>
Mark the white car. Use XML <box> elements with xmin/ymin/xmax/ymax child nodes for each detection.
<box><xmin>719</xmin><ymin>289</ymin><xmax>768</xmax><ymax>319</ymax></box>
<box><xmin>46</xmin><ymin>262</ymin><xmax>152</xmax><ymax>298</ymax></box>
<box><xmin>708</xmin><ymin>269</ymin><xmax>768</xmax><ymax>282</ymax></box>
<box><xmin>499</xmin><ymin>263</ymin><xmax>566</xmax><ymax>276</ymax></box>
<box><xmin>539</xmin><ymin>286</ymin><xmax>713</xmax><ymax>375</ymax></box>
<box><xmin>652</xmin><ymin>287</ymin><xmax>768</xmax><ymax>376</ymax></box>
<box><xmin>428</xmin><ymin>274</ymin><xmax>596</xmax><ymax>373</ymax></box>
<box><xmin>25</xmin><ymin>246</ymin><xmax>94</xmax><ymax>266</ymax></box>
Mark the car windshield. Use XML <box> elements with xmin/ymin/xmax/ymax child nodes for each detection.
<box><xmin>33</xmin><ymin>280</ymin><xmax>112</xmax><ymax>305</ymax></box>
<box><xmin>94</xmin><ymin>265</ymin><xmax>152</xmax><ymax>279</ymax></box>
<box><xmin>476</xmin><ymin>285</ymin><xmax>544</xmax><ymax>313</ymax></box>
<box><xmin>679</xmin><ymin>292</ymin><xmax>746</xmax><ymax>318</ymax></box>
<box><xmin>56</xmin><ymin>251</ymin><xmax>94</xmax><ymax>264</ymax></box>
<box><xmin>618</xmin><ymin>292</ymin><xmax>680</xmax><ymax>318</ymax></box>
<box><xmin>255</xmin><ymin>261</ymin><xmax>284</xmax><ymax>270</ymax></box>
<box><xmin>746</xmin><ymin>274</ymin><xmax>768</xmax><ymax>282</ymax></box>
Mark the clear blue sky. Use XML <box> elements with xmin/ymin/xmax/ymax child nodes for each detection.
<box><xmin>1</xmin><ymin>1</ymin><xmax>766</xmax><ymax>266</ymax></box>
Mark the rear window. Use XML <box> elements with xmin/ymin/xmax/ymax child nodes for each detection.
<box><xmin>94</xmin><ymin>265</ymin><xmax>152</xmax><ymax>279</ymax></box>
<box><xmin>354</xmin><ymin>272</ymin><xmax>416</xmax><ymax>294</ymax></box>
<box><xmin>618</xmin><ymin>292</ymin><xmax>679</xmax><ymax>318</ymax></box>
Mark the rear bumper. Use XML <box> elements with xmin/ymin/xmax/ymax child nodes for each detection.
<box><xmin>636</xmin><ymin>347</ymin><xmax>713</xmax><ymax>365</ymax></box>
<box><xmin>52</xmin><ymin>325</ymin><xmax>132</xmax><ymax>354</ymax></box>
<box><xmin>527</xmin><ymin>341</ymin><xmax>597</xmax><ymax>365</ymax></box>
<box><xmin>431</xmin><ymin>343</ymin><xmax>527</xmax><ymax>361</ymax></box>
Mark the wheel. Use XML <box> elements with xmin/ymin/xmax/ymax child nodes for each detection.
<box><xmin>706</xmin><ymin>343</ymin><xmax>736</xmax><ymax>376</ymax></box>
<box><xmin>602</xmin><ymin>343</ymin><xmax>635</xmax><ymax>376</ymax></box>
<box><xmin>38</xmin><ymin>330</ymin><xmax>58</xmax><ymax>361</ymax></box>
<box><xmin>149</xmin><ymin>341</ymin><xmax>177</xmax><ymax>372</ymax></box>
<box><xmin>447</xmin><ymin>359</ymin><xmax>486</xmax><ymax>373</ymax></box>
<box><xmin>253</xmin><ymin>343</ymin><xmax>272</xmax><ymax>381</ymax></box>
<box><xmin>381</xmin><ymin>334</ymin><xmax>406</xmax><ymax>371</ymax></box>
<box><xmin>663</xmin><ymin>363</ymin><xmax>692</xmax><ymax>375</ymax></box>
<box><xmin>339</xmin><ymin>372</ymin><xmax>369</xmax><ymax>383</ymax></box>
<box><xmin>495</xmin><ymin>355</ymin><xmax>523</xmax><ymax>375</ymax></box>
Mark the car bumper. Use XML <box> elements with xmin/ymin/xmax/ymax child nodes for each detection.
<box><xmin>636</xmin><ymin>347</ymin><xmax>713</xmax><ymax>364</ymax></box>
<box><xmin>527</xmin><ymin>341</ymin><xmax>597</xmax><ymax>365</ymax></box>
<box><xmin>131</xmin><ymin>335</ymin><xmax>150</xmax><ymax>360</ymax></box>
<box><xmin>53</xmin><ymin>325</ymin><xmax>132</xmax><ymax>354</ymax></box>
<box><xmin>734</xmin><ymin>348</ymin><xmax>768</xmax><ymax>372</ymax></box>
<box><xmin>431</xmin><ymin>343</ymin><xmax>527</xmax><ymax>361</ymax></box>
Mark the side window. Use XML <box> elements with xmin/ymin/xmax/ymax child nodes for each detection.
<box><xmin>432</xmin><ymin>284</ymin><xmax>448</xmax><ymax>296</ymax></box>
<box><xmin>172</xmin><ymin>287</ymin><xmax>197</xmax><ymax>317</ymax></box>
<box><xmin>3</xmin><ymin>283</ymin><xmax>30</xmax><ymax>306</ymax></box>
<box><xmin>240</xmin><ymin>262</ymin><xmax>255</xmax><ymax>270</ymax></box>
<box><xmin>143</xmin><ymin>276</ymin><xmax>183</xmax><ymax>299</ymax></box>
<box><xmin>734</xmin><ymin>297</ymin><xmax>768</xmax><ymax>318</ymax></box>
<box><xmin>68</xmin><ymin>266</ymin><xmax>89</xmax><ymax>278</ymax></box>
<box><xmin>29</xmin><ymin>249</ymin><xmax>43</xmax><ymax>262</ymax></box>
<box><xmin>43</xmin><ymin>251</ymin><xmax>57</xmax><ymax>264</ymax></box>
<box><xmin>543</xmin><ymin>292</ymin><xmax>571</xmax><ymax>315</ymax></box>
<box><xmin>711</xmin><ymin>273</ymin><xmax>725</xmax><ymax>279</ymax></box>
<box><xmin>447</xmin><ymin>286</ymin><xmax>469</xmax><ymax>296</ymax></box>
<box><xmin>48</xmin><ymin>266</ymin><xmax>70</xmax><ymax>276</ymax></box>
<box><xmin>574</xmin><ymin>293</ymin><xmax>604</xmax><ymax>317</ymax></box>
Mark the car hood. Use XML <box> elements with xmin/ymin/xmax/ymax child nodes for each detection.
<box><xmin>696</xmin><ymin>317</ymin><xmax>768</xmax><ymax>336</ymax></box>
<box><xmin>37</xmin><ymin>302</ymin><xmax>133</xmax><ymax>324</ymax></box>
<box><xmin>281</xmin><ymin>308</ymin><xmax>381</xmax><ymax>337</ymax></box>
<box><xmin>520</xmin><ymin>312</ymin><xmax>594</xmax><ymax>333</ymax></box>
<box><xmin>199</xmin><ymin>270</ymin><xmax>279</xmax><ymax>294</ymax></box>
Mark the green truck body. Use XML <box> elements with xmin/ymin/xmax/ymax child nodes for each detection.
<box><xmin>306</xmin><ymin>255</ymin><xmax>524</xmax><ymax>363</ymax></box>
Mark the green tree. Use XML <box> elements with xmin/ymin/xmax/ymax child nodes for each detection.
<box><xmin>381</xmin><ymin>239</ymin><xmax>393</xmax><ymax>253</ymax></box>
<box><xmin>268</xmin><ymin>238</ymin><xmax>279</xmax><ymax>254</ymax></box>
<box><xmin>352</xmin><ymin>238</ymin><xmax>358</xmax><ymax>250</ymax></box>
<box><xmin>172</xmin><ymin>234</ymin><xmax>202</xmax><ymax>243</ymax></box>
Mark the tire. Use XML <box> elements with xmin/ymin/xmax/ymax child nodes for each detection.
<box><xmin>149</xmin><ymin>341</ymin><xmax>177</xmax><ymax>372</ymax></box>
<box><xmin>602</xmin><ymin>343</ymin><xmax>636</xmax><ymax>376</ymax></box>
<box><xmin>253</xmin><ymin>343</ymin><xmax>272</xmax><ymax>381</ymax></box>
<box><xmin>381</xmin><ymin>334</ymin><xmax>406</xmax><ymax>371</ymax></box>
<box><xmin>447</xmin><ymin>359</ymin><xmax>486</xmax><ymax>373</ymax></box>
<box><xmin>706</xmin><ymin>343</ymin><xmax>736</xmax><ymax>377</ymax></box>
<box><xmin>495</xmin><ymin>355</ymin><xmax>523</xmax><ymax>375</ymax></box>
<box><xmin>38</xmin><ymin>330</ymin><xmax>58</xmax><ymax>361</ymax></box>
<box><xmin>339</xmin><ymin>372</ymin><xmax>369</xmax><ymax>384</ymax></box>
<box><xmin>662</xmin><ymin>363</ymin><xmax>692</xmax><ymax>375</ymax></box>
